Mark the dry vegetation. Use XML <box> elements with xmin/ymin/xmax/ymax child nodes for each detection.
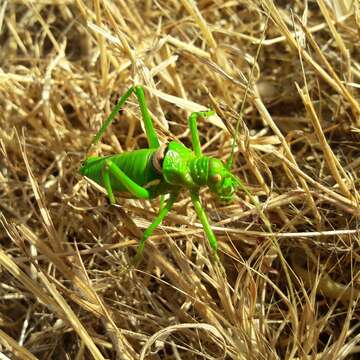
<box><xmin>0</xmin><ymin>0</ymin><xmax>360</xmax><ymax>359</ymax></box>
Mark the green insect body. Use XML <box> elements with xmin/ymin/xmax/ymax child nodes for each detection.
<box><xmin>80</xmin><ymin>149</ymin><xmax>161</xmax><ymax>194</ymax></box>
<box><xmin>80</xmin><ymin>85</ymin><xmax>242</xmax><ymax>264</ymax></box>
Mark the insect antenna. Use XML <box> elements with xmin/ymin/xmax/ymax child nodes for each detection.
<box><xmin>226</xmin><ymin>18</ymin><xmax>268</xmax><ymax>172</ymax></box>
<box><xmin>225</xmin><ymin>19</ymin><xmax>272</xmax><ymax>233</ymax></box>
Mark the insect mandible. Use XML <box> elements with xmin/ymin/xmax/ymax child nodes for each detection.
<box><xmin>80</xmin><ymin>85</ymin><xmax>248</xmax><ymax>264</ymax></box>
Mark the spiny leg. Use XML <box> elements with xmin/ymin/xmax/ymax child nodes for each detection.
<box><xmin>132</xmin><ymin>192</ymin><xmax>178</xmax><ymax>265</ymax></box>
<box><xmin>190</xmin><ymin>191</ymin><xmax>219</xmax><ymax>259</ymax></box>
<box><xmin>188</xmin><ymin>110</ymin><xmax>215</xmax><ymax>156</ymax></box>
<box><xmin>91</xmin><ymin>86</ymin><xmax>135</xmax><ymax>147</ymax></box>
<box><xmin>134</xmin><ymin>86</ymin><xmax>160</xmax><ymax>149</ymax></box>
<box><xmin>103</xmin><ymin>159</ymin><xmax>150</xmax><ymax>201</ymax></box>
<box><xmin>102</xmin><ymin>166</ymin><xmax>116</xmax><ymax>204</ymax></box>
<box><xmin>159</xmin><ymin>194</ymin><xmax>166</xmax><ymax>212</ymax></box>
<box><xmin>90</xmin><ymin>85</ymin><xmax>161</xmax><ymax>149</ymax></box>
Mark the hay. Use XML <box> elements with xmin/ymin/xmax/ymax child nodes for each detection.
<box><xmin>0</xmin><ymin>0</ymin><xmax>359</xmax><ymax>359</ymax></box>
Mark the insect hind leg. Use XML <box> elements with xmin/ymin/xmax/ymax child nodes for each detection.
<box><xmin>102</xmin><ymin>159</ymin><xmax>151</xmax><ymax>202</ymax></box>
<box><xmin>134</xmin><ymin>86</ymin><xmax>160</xmax><ymax>149</ymax></box>
<box><xmin>91</xmin><ymin>86</ymin><xmax>135</xmax><ymax>148</ymax></box>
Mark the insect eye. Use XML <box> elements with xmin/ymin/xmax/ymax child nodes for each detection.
<box><xmin>212</xmin><ymin>174</ymin><xmax>221</xmax><ymax>183</ymax></box>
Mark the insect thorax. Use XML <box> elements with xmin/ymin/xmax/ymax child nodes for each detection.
<box><xmin>158</xmin><ymin>141</ymin><xmax>236</xmax><ymax>201</ymax></box>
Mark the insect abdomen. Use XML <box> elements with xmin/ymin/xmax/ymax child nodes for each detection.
<box><xmin>83</xmin><ymin>149</ymin><xmax>161</xmax><ymax>192</ymax></box>
<box><xmin>110</xmin><ymin>149</ymin><xmax>160</xmax><ymax>191</ymax></box>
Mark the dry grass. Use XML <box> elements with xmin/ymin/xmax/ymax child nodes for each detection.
<box><xmin>0</xmin><ymin>0</ymin><xmax>360</xmax><ymax>359</ymax></box>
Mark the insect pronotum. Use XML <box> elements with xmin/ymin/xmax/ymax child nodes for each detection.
<box><xmin>80</xmin><ymin>85</ymin><xmax>251</xmax><ymax>264</ymax></box>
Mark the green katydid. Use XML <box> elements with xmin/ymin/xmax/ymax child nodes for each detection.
<box><xmin>80</xmin><ymin>85</ymin><xmax>252</xmax><ymax>264</ymax></box>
